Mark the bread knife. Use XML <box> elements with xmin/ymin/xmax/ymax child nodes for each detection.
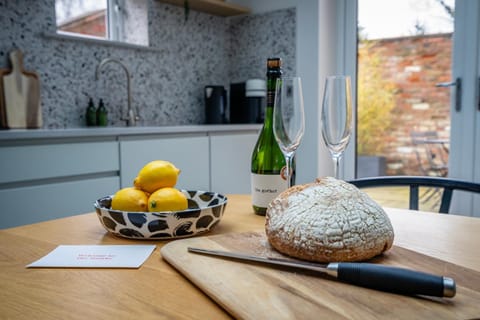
<box><xmin>187</xmin><ymin>247</ymin><xmax>456</xmax><ymax>298</ymax></box>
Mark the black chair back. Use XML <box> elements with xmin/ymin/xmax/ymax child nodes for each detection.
<box><xmin>349</xmin><ymin>176</ymin><xmax>480</xmax><ymax>213</ymax></box>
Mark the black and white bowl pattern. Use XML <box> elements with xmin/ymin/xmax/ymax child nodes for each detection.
<box><xmin>94</xmin><ymin>190</ymin><xmax>227</xmax><ymax>239</ymax></box>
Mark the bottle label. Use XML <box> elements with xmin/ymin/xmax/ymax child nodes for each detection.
<box><xmin>251</xmin><ymin>173</ymin><xmax>288</xmax><ymax>208</ymax></box>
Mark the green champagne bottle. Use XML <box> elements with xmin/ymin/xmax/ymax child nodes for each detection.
<box><xmin>251</xmin><ymin>58</ymin><xmax>292</xmax><ymax>215</ymax></box>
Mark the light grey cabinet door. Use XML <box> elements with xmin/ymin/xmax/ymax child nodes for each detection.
<box><xmin>0</xmin><ymin>176</ymin><xmax>119</xmax><ymax>229</ymax></box>
<box><xmin>119</xmin><ymin>135</ymin><xmax>210</xmax><ymax>191</ymax></box>
<box><xmin>0</xmin><ymin>141</ymin><xmax>119</xmax><ymax>184</ymax></box>
<box><xmin>210</xmin><ymin>133</ymin><xmax>258</xmax><ymax>194</ymax></box>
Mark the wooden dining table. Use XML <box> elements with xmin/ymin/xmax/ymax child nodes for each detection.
<box><xmin>1</xmin><ymin>194</ymin><xmax>479</xmax><ymax>319</ymax></box>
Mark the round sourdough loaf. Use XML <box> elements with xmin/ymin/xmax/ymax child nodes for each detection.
<box><xmin>265</xmin><ymin>177</ymin><xmax>394</xmax><ymax>262</ymax></box>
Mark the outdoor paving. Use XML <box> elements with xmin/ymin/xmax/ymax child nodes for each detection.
<box><xmin>362</xmin><ymin>187</ymin><xmax>441</xmax><ymax>213</ymax></box>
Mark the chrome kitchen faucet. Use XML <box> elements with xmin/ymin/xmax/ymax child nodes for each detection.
<box><xmin>95</xmin><ymin>58</ymin><xmax>139</xmax><ymax>127</ymax></box>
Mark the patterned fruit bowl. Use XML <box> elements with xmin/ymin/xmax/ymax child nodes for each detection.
<box><xmin>94</xmin><ymin>190</ymin><xmax>227</xmax><ymax>239</ymax></box>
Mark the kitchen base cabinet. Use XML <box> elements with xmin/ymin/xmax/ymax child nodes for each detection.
<box><xmin>119</xmin><ymin>135</ymin><xmax>210</xmax><ymax>191</ymax></box>
<box><xmin>0</xmin><ymin>176</ymin><xmax>119</xmax><ymax>229</ymax></box>
<box><xmin>0</xmin><ymin>140</ymin><xmax>120</xmax><ymax>229</ymax></box>
<box><xmin>0</xmin><ymin>125</ymin><xmax>261</xmax><ymax>228</ymax></box>
<box><xmin>210</xmin><ymin>133</ymin><xmax>258</xmax><ymax>194</ymax></box>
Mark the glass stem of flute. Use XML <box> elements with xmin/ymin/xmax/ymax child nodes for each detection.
<box><xmin>333</xmin><ymin>154</ymin><xmax>341</xmax><ymax>179</ymax></box>
<box><xmin>284</xmin><ymin>153</ymin><xmax>293</xmax><ymax>188</ymax></box>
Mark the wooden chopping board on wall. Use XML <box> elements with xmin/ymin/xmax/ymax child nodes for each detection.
<box><xmin>161</xmin><ymin>231</ymin><xmax>480</xmax><ymax>320</ymax></box>
<box><xmin>0</xmin><ymin>49</ymin><xmax>42</xmax><ymax>129</ymax></box>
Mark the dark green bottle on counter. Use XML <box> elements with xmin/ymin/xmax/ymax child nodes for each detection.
<box><xmin>250</xmin><ymin>57</ymin><xmax>293</xmax><ymax>216</ymax></box>
<box><xmin>96</xmin><ymin>99</ymin><xmax>108</xmax><ymax>127</ymax></box>
<box><xmin>86</xmin><ymin>98</ymin><xmax>97</xmax><ymax>126</ymax></box>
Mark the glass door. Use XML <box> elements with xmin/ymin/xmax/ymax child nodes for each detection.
<box><xmin>355</xmin><ymin>0</ymin><xmax>454</xmax><ymax>211</ymax></box>
<box><xmin>348</xmin><ymin>0</ymin><xmax>480</xmax><ymax>215</ymax></box>
<box><xmin>356</xmin><ymin>0</ymin><xmax>454</xmax><ymax>176</ymax></box>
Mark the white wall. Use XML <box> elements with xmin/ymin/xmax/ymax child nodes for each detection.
<box><xmin>297</xmin><ymin>1</ymin><xmax>327</xmax><ymax>183</ymax></box>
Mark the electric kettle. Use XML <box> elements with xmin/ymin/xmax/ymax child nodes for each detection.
<box><xmin>205</xmin><ymin>85</ymin><xmax>227</xmax><ymax>124</ymax></box>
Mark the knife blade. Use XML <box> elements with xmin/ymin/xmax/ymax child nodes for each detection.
<box><xmin>187</xmin><ymin>247</ymin><xmax>456</xmax><ymax>298</ymax></box>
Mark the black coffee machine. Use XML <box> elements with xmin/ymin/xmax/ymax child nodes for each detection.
<box><xmin>230</xmin><ymin>79</ymin><xmax>265</xmax><ymax>124</ymax></box>
<box><xmin>205</xmin><ymin>85</ymin><xmax>227</xmax><ymax>124</ymax></box>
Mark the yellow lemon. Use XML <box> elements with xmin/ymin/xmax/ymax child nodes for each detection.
<box><xmin>133</xmin><ymin>160</ymin><xmax>181</xmax><ymax>193</ymax></box>
<box><xmin>148</xmin><ymin>187</ymin><xmax>188</xmax><ymax>212</ymax></box>
<box><xmin>111</xmin><ymin>187</ymin><xmax>149</xmax><ymax>212</ymax></box>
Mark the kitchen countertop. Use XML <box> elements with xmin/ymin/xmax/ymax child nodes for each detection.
<box><xmin>0</xmin><ymin>124</ymin><xmax>262</xmax><ymax>141</ymax></box>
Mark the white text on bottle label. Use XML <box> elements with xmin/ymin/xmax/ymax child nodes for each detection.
<box><xmin>251</xmin><ymin>173</ymin><xmax>288</xmax><ymax>208</ymax></box>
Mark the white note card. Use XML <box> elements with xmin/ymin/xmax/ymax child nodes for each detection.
<box><xmin>27</xmin><ymin>245</ymin><xmax>156</xmax><ymax>269</ymax></box>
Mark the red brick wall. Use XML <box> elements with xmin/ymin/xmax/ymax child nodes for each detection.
<box><xmin>58</xmin><ymin>10</ymin><xmax>106</xmax><ymax>38</ymax></box>
<box><xmin>359</xmin><ymin>33</ymin><xmax>452</xmax><ymax>176</ymax></box>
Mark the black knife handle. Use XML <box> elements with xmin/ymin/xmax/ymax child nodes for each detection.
<box><xmin>336</xmin><ymin>263</ymin><xmax>456</xmax><ymax>298</ymax></box>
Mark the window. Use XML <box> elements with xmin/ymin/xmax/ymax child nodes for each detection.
<box><xmin>55</xmin><ymin>0</ymin><xmax>148</xmax><ymax>46</ymax></box>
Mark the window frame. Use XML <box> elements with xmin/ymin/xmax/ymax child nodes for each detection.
<box><xmin>107</xmin><ymin>0</ymin><xmax>126</xmax><ymax>42</ymax></box>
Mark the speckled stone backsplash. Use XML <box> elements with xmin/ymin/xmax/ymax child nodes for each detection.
<box><xmin>0</xmin><ymin>0</ymin><xmax>295</xmax><ymax>128</ymax></box>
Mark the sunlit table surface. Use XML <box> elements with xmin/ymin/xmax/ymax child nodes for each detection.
<box><xmin>1</xmin><ymin>194</ymin><xmax>479</xmax><ymax>319</ymax></box>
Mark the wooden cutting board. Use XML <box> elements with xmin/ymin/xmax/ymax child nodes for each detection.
<box><xmin>161</xmin><ymin>231</ymin><xmax>480</xmax><ymax>319</ymax></box>
<box><xmin>0</xmin><ymin>49</ymin><xmax>42</xmax><ymax>129</ymax></box>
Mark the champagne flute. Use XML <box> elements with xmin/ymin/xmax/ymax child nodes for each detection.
<box><xmin>273</xmin><ymin>77</ymin><xmax>305</xmax><ymax>188</ymax></box>
<box><xmin>321</xmin><ymin>75</ymin><xmax>353</xmax><ymax>179</ymax></box>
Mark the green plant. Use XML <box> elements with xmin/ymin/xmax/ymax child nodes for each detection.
<box><xmin>357</xmin><ymin>41</ymin><xmax>396</xmax><ymax>156</ymax></box>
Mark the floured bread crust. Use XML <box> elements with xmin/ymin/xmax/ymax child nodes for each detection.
<box><xmin>265</xmin><ymin>177</ymin><xmax>394</xmax><ymax>262</ymax></box>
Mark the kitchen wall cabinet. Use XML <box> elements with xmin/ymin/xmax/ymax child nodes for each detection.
<box><xmin>119</xmin><ymin>135</ymin><xmax>210</xmax><ymax>191</ymax></box>
<box><xmin>157</xmin><ymin>0</ymin><xmax>250</xmax><ymax>16</ymax></box>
